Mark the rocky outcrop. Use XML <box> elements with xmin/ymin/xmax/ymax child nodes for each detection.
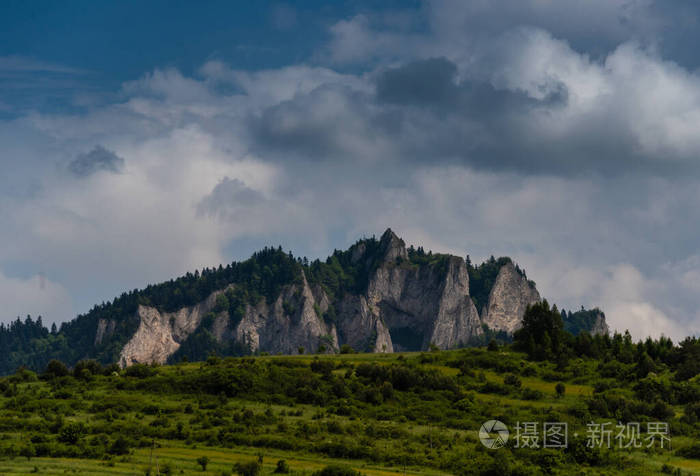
<box><xmin>118</xmin><ymin>287</ymin><xmax>230</xmax><ymax>367</ymax></box>
<box><xmin>119</xmin><ymin>273</ymin><xmax>339</xmax><ymax>366</ymax></box>
<box><xmin>94</xmin><ymin>318</ymin><xmax>116</xmax><ymax>346</ymax></box>
<box><xmin>481</xmin><ymin>261</ymin><xmax>540</xmax><ymax>333</ymax></box>
<box><xmin>590</xmin><ymin>312</ymin><xmax>609</xmax><ymax>336</ymax></box>
<box><xmin>337</xmin><ymin>229</ymin><xmax>482</xmax><ymax>351</ymax></box>
<box><xmin>113</xmin><ymin>228</ymin><xmax>551</xmax><ymax>365</ymax></box>
<box><xmin>237</xmin><ymin>273</ymin><xmax>339</xmax><ymax>355</ymax></box>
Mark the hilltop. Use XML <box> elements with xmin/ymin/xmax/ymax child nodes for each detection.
<box><xmin>0</xmin><ymin>229</ymin><xmax>606</xmax><ymax>374</ymax></box>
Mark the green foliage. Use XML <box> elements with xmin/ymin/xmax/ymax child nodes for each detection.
<box><xmin>234</xmin><ymin>460</ymin><xmax>260</xmax><ymax>476</ymax></box>
<box><xmin>108</xmin><ymin>436</ymin><xmax>130</xmax><ymax>455</ymax></box>
<box><xmin>0</xmin><ymin>346</ymin><xmax>694</xmax><ymax>475</ymax></box>
<box><xmin>555</xmin><ymin>382</ymin><xmax>566</xmax><ymax>397</ymax></box>
<box><xmin>44</xmin><ymin>359</ymin><xmax>69</xmax><ymax>378</ymax></box>
<box><xmin>274</xmin><ymin>459</ymin><xmax>290</xmax><ymax>473</ymax></box>
<box><xmin>197</xmin><ymin>455</ymin><xmax>210</xmax><ymax>471</ymax></box>
<box><xmin>503</xmin><ymin>374</ymin><xmax>522</xmax><ymax>388</ymax></box>
<box><xmin>124</xmin><ymin>363</ymin><xmax>157</xmax><ymax>379</ymax></box>
<box><xmin>561</xmin><ymin>307</ymin><xmax>605</xmax><ymax>335</ymax></box>
<box><xmin>676</xmin><ymin>443</ymin><xmax>700</xmax><ymax>459</ymax></box>
<box><xmin>514</xmin><ymin>300</ymin><xmax>566</xmax><ymax>360</ymax></box>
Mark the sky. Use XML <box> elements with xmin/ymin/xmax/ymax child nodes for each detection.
<box><xmin>2</xmin><ymin>0</ymin><xmax>700</xmax><ymax>341</ymax></box>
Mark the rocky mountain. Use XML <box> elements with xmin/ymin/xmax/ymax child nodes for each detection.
<box><xmin>114</xmin><ymin>229</ymin><xmax>537</xmax><ymax>365</ymax></box>
<box><xmin>0</xmin><ymin>228</ymin><xmax>608</xmax><ymax>372</ymax></box>
<box><xmin>481</xmin><ymin>261</ymin><xmax>541</xmax><ymax>334</ymax></box>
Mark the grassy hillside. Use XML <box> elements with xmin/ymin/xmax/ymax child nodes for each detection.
<box><xmin>0</xmin><ymin>346</ymin><xmax>698</xmax><ymax>476</ymax></box>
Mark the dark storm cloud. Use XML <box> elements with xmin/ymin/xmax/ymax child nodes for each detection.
<box><xmin>376</xmin><ymin>57</ymin><xmax>459</xmax><ymax>107</ymax></box>
<box><xmin>246</xmin><ymin>56</ymin><xmax>593</xmax><ymax>174</ymax></box>
<box><xmin>248</xmin><ymin>84</ymin><xmax>378</xmax><ymax>161</ymax></box>
<box><xmin>197</xmin><ymin>177</ymin><xmax>265</xmax><ymax>218</ymax></box>
<box><xmin>68</xmin><ymin>146</ymin><xmax>124</xmax><ymax>177</ymax></box>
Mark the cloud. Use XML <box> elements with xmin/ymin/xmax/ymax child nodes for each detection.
<box><xmin>68</xmin><ymin>145</ymin><xmax>125</xmax><ymax>177</ymax></box>
<box><xmin>0</xmin><ymin>55</ymin><xmax>85</xmax><ymax>74</ymax></box>
<box><xmin>0</xmin><ymin>270</ymin><xmax>73</xmax><ymax>327</ymax></box>
<box><xmin>3</xmin><ymin>0</ymin><xmax>700</xmax><ymax>341</ymax></box>
<box><xmin>376</xmin><ymin>57</ymin><xmax>459</xmax><ymax>107</ymax></box>
<box><xmin>0</xmin><ymin>56</ymin><xmax>91</xmax><ymax>116</ymax></box>
<box><xmin>198</xmin><ymin>177</ymin><xmax>265</xmax><ymax>218</ymax></box>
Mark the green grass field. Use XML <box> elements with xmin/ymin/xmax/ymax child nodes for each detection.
<box><xmin>0</xmin><ymin>349</ymin><xmax>698</xmax><ymax>475</ymax></box>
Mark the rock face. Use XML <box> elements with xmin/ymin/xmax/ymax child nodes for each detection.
<box><xmin>115</xmin><ymin>228</ymin><xmax>546</xmax><ymax>365</ymax></box>
<box><xmin>480</xmin><ymin>261</ymin><xmax>541</xmax><ymax>334</ymax></box>
<box><xmin>119</xmin><ymin>287</ymin><xmax>231</xmax><ymax>367</ymax></box>
<box><xmin>335</xmin><ymin>229</ymin><xmax>482</xmax><ymax>352</ymax></box>
<box><xmin>118</xmin><ymin>275</ymin><xmax>339</xmax><ymax>367</ymax></box>
<box><xmin>590</xmin><ymin>312</ymin><xmax>610</xmax><ymax>336</ymax></box>
<box><xmin>94</xmin><ymin>318</ymin><xmax>116</xmax><ymax>346</ymax></box>
<box><xmin>235</xmin><ymin>273</ymin><xmax>339</xmax><ymax>355</ymax></box>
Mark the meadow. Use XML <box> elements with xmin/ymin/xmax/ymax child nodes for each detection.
<box><xmin>0</xmin><ymin>345</ymin><xmax>698</xmax><ymax>476</ymax></box>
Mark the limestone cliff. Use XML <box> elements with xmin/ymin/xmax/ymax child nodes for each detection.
<box><xmin>118</xmin><ymin>287</ymin><xmax>231</xmax><ymax>366</ymax></box>
<box><xmin>590</xmin><ymin>312</ymin><xmax>609</xmax><ymax>336</ymax></box>
<box><xmin>235</xmin><ymin>273</ymin><xmax>339</xmax><ymax>355</ymax></box>
<box><xmin>114</xmin><ymin>228</ymin><xmax>549</xmax><ymax>365</ymax></box>
<box><xmin>94</xmin><ymin>318</ymin><xmax>116</xmax><ymax>346</ymax></box>
<box><xmin>119</xmin><ymin>273</ymin><xmax>338</xmax><ymax>366</ymax></box>
<box><xmin>335</xmin><ymin>229</ymin><xmax>482</xmax><ymax>351</ymax></box>
<box><xmin>480</xmin><ymin>261</ymin><xmax>541</xmax><ymax>333</ymax></box>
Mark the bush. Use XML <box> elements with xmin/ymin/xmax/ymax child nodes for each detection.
<box><xmin>197</xmin><ymin>456</ymin><xmax>210</xmax><ymax>471</ymax></box>
<box><xmin>504</xmin><ymin>374</ymin><xmax>522</xmax><ymax>388</ymax></box>
<box><xmin>234</xmin><ymin>461</ymin><xmax>260</xmax><ymax>476</ymax></box>
<box><xmin>73</xmin><ymin>360</ymin><xmax>103</xmax><ymax>379</ymax></box>
<box><xmin>125</xmin><ymin>364</ymin><xmax>157</xmax><ymax>379</ymax></box>
<box><xmin>44</xmin><ymin>360</ymin><xmax>69</xmax><ymax>378</ymax></box>
<box><xmin>521</xmin><ymin>388</ymin><xmax>544</xmax><ymax>400</ymax></box>
<box><xmin>676</xmin><ymin>444</ymin><xmax>700</xmax><ymax>459</ymax></box>
<box><xmin>274</xmin><ymin>460</ymin><xmax>290</xmax><ymax>473</ymax></box>
<box><xmin>58</xmin><ymin>423</ymin><xmax>85</xmax><ymax>445</ymax></box>
<box><xmin>555</xmin><ymin>382</ymin><xmax>566</xmax><ymax>397</ymax></box>
<box><xmin>108</xmin><ymin>436</ymin><xmax>130</xmax><ymax>455</ymax></box>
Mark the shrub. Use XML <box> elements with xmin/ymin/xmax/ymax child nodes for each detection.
<box><xmin>197</xmin><ymin>456</ymin><xmax>210</xmax><ymax>471</ymax></box>
<box><xmin>274</xmin><ymin>460</ymin><xmax>290</xmax><ymax>473</ymax></box>
<box><xmin>44</xmin><ymin>360</ymin><xmax>69</xmax><ymax>378</ymax></box>
<box><xmin>676</xmin><ymin>444</ymin><xmax>700</xmax><ymax>459</ymax></box>
<box><xmin>58</xmin><ymin>423</ymin><xmax>85</xmax><ymax>445</ymax></box>
<box><xmin>555</xmin><ymin>382</ymin><xmax>566</xmax><ymax>397</ymax></box>
<box><xmin>19</xmin><ymin>444</ymin><xmax>35</xmax><ymax>461</ymax></box>
<box><xmin>504</xmin><ymin>374</ymin><xmax>522</xmax><ymax>388</ymax></box>
<box><xmin>521</xmin><ymin>388</ymin><xmax>544</xmax><ymax>400</ymax></box>
<box><xmin>108</xmin><ymin>436</ymin><xmax>130</xmax><ymax>455</ymax></box>
<box><xmin>125</xmin><ymin>364</ymin><xmax>156</xmax><ymax>379</ymax></box>
<box><xmin>73</xmin><ymin>360</ymin><xmax>103</xmax><ymax>379</ymax></box>
<box><xmin>234</xmin><ymin>460</ymin><xmax>260</xmax><ymax>476</ymax></box>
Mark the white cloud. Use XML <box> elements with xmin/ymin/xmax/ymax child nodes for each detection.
<box><xmin>0</xmin><ymin>271</ymin><xmax>73</xmax><ymax>327</ymax></box>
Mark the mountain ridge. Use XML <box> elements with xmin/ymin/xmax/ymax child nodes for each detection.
<box><xmin>0</xmin><ymin>228</ymin><xmax>607</xmax><ymax>373</ymax></box>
